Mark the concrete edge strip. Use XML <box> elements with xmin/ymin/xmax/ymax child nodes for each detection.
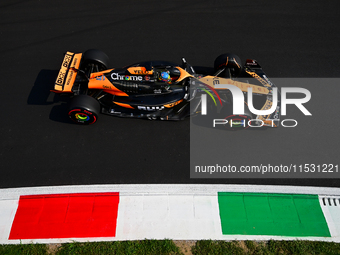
<box><xmin>1</xmin><ymin>184</ymin><xmax>340</xmax><ymax>199</ymax></box>
<box><xmin>0</xmin><ymin>184</ymin><xmax>340</xmax><ymax>244</ymax></box>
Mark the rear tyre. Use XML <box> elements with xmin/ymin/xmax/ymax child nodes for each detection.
<box><xmin>214</xmin><ymin>53</ymin><xmax>242</xmax><ymax>77</ymax></box>
<box><xmin>220</xmin><ymin>102</ymin><xmax>252</xmax><ymax>131</ymax></box>
<box><xmin>68</xmin><ymin>95</ymin><xmax>100</xmax><ymax>125</ymax></box>
<box><xmin>223</xmin><ymin>114</ymin><xmax>252</xmax><ymax>131</ymax></box>
<box><xmin>82</xmin><ymin>49</ymin><xmax>109</xmax><ymax>71</ymax></box>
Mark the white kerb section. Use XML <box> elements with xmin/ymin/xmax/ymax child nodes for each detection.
<box><xmin>320</xmin><ymin>196</ymin><xmax>340</xmax><ymax>238</ymax></box>
<box><xmin>0</xmin><ymin>199</ymin><xmax>19</xmax><ymax>243</ymax></box>
<box><xmin>115</xmin><ymin>193</ymin><xmax>222</xmax><ymax>240</ymax></box>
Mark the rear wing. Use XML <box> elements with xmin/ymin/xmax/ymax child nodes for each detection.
<box><xmin>52</xmin><ymin>52</ymin><xmax>82</xmax><ymax>93</ymax></box>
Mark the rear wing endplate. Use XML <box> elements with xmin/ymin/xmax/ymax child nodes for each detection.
<box><xmin>53</xmin><ymin>52</ymin><xmax>82</xmax><ymax>93</ymax></box>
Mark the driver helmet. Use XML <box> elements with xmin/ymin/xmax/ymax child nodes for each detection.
<box><xmin>159</xmin><ymin>71</ymin><xmax>171</xmax><ymax>83</ymax></box>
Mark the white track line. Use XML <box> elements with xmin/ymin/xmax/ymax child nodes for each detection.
<box><xmin>0</xmin><ymin>184</ymin><xmax>340</xmax><ymax>199</ymax></box>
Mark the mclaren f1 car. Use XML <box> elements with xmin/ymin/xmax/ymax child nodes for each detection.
<box><xmin>52</xmin><ymin>49</ymin><xmax>280</xmax><ymax>130</ymax></box>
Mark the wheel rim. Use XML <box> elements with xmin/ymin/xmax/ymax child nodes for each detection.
<box><xmin>224</xmin><ymin>115</ymin><xmax>251</xmax><ymax>131</ymax></box>
<box><xmin>69</xmin><ymin>109</ymin><xmax>97</xmax><ymax>124</ymax></box>
<box><xmin>75</xmin><ymin>113</ymin><xmax>90</xmax><ymax>121</ymax></box>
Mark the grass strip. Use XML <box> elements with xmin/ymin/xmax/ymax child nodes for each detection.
<box><xmin>192</xmin><ymin>240</ymin><xmax>340</xmax><ymax>255</ymax></box>
<box><xmin>0</xmin><ymin>243</ymin><xmax>47</xmax><ymax>255</ymax></box>
<box><xmin>0</xmin><ymin>240</ymin><xmax>340</xmax><ymax>254</ymax></box>
<box><xmin>56</xmin><ymin>239</ymin><xmax>182</xmax><ymax>255</ymax></box>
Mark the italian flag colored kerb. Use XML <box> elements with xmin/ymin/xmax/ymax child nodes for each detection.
<box><xmin>218</xmin><ymin>192</ymin><xmax>331</xmax><ymax>237</ymax></box>
<box><xmin>9</xmin><ymin>193</ymin><xmax>119</xmax><ymax>239</ymax></box>
<box><xmin>6</xmin><ymin>191</ymin><xmax>334</xmax><ymax>241</ymax></box>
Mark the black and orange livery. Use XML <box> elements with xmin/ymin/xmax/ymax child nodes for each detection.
<box><xmin>53</xmin><ymin>49</ymin><xmax>280</xmax><ymax>129</ymax></box>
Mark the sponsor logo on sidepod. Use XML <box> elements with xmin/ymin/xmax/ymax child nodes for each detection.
<box><xmin>111</xmin><ymin>73</ymin><xmax>142</xmax><ymax>81</ymax></box>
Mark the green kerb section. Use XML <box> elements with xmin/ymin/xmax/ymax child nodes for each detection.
<box><xmin>218</xmin><ymin>192</ymin><xmax>330</xmax><ymax>237</ymax></box>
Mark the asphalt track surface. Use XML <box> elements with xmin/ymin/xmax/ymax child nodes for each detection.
<box><xmin>1</xmin><ymin>0</ymin><xmax>340</xmax><ymax>188</ymax></box>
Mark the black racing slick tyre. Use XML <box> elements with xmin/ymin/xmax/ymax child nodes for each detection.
<box><xmin>68</xmin><ymin>95</ymin><xmax>100</xmax><ymax>125</ymax></box>
<box><xmin>214</xmin><ymin>53</ymin><xmax>242</xmax><ymax>77</ymax></box>
<box><xmin>220</xmin><ymin>103</ymin><xmax>252</xmax><ymax>131</ymax></box>
<box><xmin>223</xmin><ymin>114</ymin><xmax>252</xmax><ymax>131</ymax></box>
<box><xmin>82</xmin><ymin>49</ymin><xmax>109</xmax><ymax>71</ymax></box>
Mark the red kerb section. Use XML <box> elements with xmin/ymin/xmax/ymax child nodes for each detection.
<box><xmin>9</xmin><ymin>192</ymin><xmax>119</xmax><ymax>239</ymax></box>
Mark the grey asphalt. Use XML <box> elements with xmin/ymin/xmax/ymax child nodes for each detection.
<box><xmin>0</xmin><ymin>0</ymin><xmax>339</xmax><ymax>188</ymax></box>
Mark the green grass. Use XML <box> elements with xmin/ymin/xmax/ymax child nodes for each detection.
<box><xmin>192</xmin><ymin>240</ymin><xmax>340</xmax><ymax>255</ymax></box>
<box><xmin>0</xmin><ymin>240</ymin><xmax>340</xmax><ymax>255</ymax></box>
<box><xmin>0</xmin><ymin>243</ymin><xmax>47</xmax><ymax>255</ymax></box>
<box><xmin>191</xmin><ymin>240</ymin><xmax>243</xmax><ymax>255</ymax></box>
<box><xmin>55</xmin><ymin>240</ymin><xmax>182</xmax><ymax>255</ymax></box>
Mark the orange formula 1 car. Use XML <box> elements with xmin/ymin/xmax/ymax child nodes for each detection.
<box><xmin>52</xmin><ymin>49</ymin><xmax>280</xmax><ymax>129</ymax></box>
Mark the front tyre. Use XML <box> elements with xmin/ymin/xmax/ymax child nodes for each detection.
<box><xmin>68</xmin><ymin>95</ymin><xmax>100</xmax><ymax>125</ymax></box>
